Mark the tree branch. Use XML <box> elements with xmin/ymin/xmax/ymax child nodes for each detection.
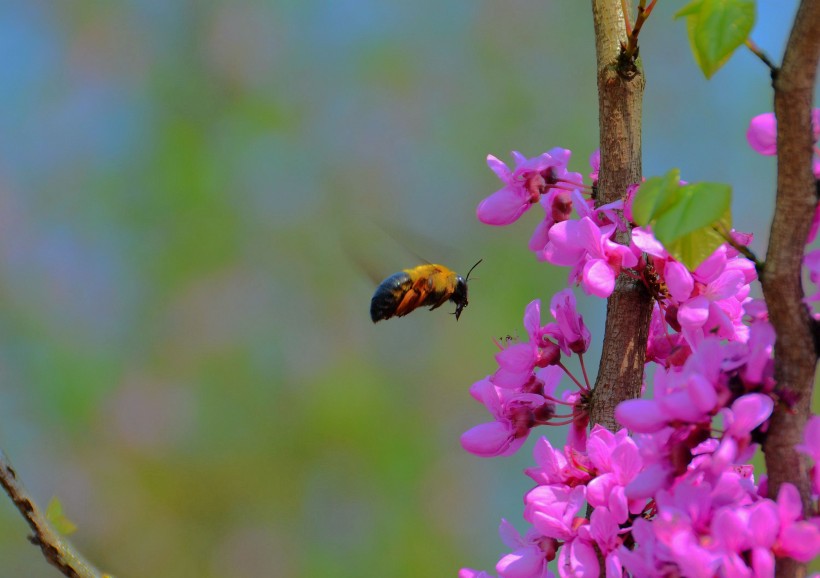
<box><xmin>589</xmin><ymin>0</ymin><xmax>653</xmax><ymax>431</ymax></box>
<box><xmin>0</xmin><ymin>449</ymin><xmax>111</xmax><ymax>578</ymax></box>
<box><xmin>759</xmin><ymin>0</ymin><xmax>820</xmax><ymax>575</ymax></box>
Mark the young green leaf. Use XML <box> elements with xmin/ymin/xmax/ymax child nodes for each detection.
<box><xmin>653</xmin><ymin>182</ymin><xmax>732</xmax><ymax>243</ymax></box>
<box><xmin>676</xmin><ymin>0</ymin><xmax>756</xmax><ymax>78</ymax></box>
<box><xmin>631</xmin><ymin>169</ymin><xmax>682</xmax><ymax>226</ymax></box>
<box><xmin>632</xmin><ymin>175</ymin><xmax>733</xmax><ymax>269</ymax></box>
<box><xmin>664</xmin><ymin>207</ymin><xmax>731</xmax><ymax>270</ymax></box>
<box><xmin>46</xmin><ymin>496</ymin><xmax>78</xmax><ymax>536</ymax></box>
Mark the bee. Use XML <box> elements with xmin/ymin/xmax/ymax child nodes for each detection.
<box><xmin>370</xmin><ymin>260</ymin><xmax>482</xmax><ymax>323</ymax></box>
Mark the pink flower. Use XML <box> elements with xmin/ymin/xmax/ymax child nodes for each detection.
<box><xmin>525</xmin><ymin>436</ymin><xmax>593</xmax><ymax>487</ymax></box>
<box><xmin>496</xmin><ymin>519</ymin><xmax>557</xmax><ymax>578</ymax></box>
<box><xmin>804</xmin><ymin>249</ymin><xmax>820</xmax><ymax>305</ymax></box>
<box><xmin>492</xmin><ymin>300</ymin><xmax>562</xmax><ymax>389</ymax></box>
<box><xmin>477</xmin><ymin>150</ymin><xmax>574</xmax><ymax>226</ymax></box>
<box><xmin>713</xmin><ymin>393</ymin><xmax>773</xmax><ymax>468</ymax></box>
<box><xmin>809</xmin><ymin>205</ymin><xmax>820</xmax><ymax>244</ymax></box>
<box><xmin>460</xmin><ymin>569</ymin><xmax>496</xmax><ymax>578</ymax></box>
<box><xmin>796</xmin><ymin>415</ymin><xmax>820</xmax><ymax>495</ymax></box>
<box><xmin>556</xmin><ymin>535</ymin><xmax>599</xmax><ymax>578</ymax></box>
<box><xmin>747</xmin><ymin>113</ymin><xmax>778</xmax><ymax>155</ymax></box>
<box><xmin>461</xmin><ymin>380</ymin><xmax>553</xmax><ymax>457</ymax></box>
<box><xmin>616</xmin><ymin>363</ymin><xmax>718</xmax><ymax>433</ymax></box>
<box><xmin>588</xmin><ymin>149</ymin><xmax>600</xmax><ymax>183</ymax></box>
<box><xmin>524</xmin><ymin>485</ymin><xmax>586</xmax><ymax>541</ymax></box>
<box><xmin>747</xmin><ymin>110</ymin><xmax>820</xmax><ymax>183</ymax></box>
<box><xmin>630</xmin><ymin>226</ymin><xmax>667</xmax><ymax>258</ymax></box>
<box><xmin>545</xmin><ymin>289</ymin><xmax>591</xmax><ymax>355</ymax></box>
<box><xmin>676</xmin><ymin>254</ymin><xmax>749</xmax><ymax>346</ymax></box>
<box><xmin>528</xmin><ymin>190</ymin><xmax>575</xmax><ymax>257</ymax></box>
<box><xmin>545</xmin><ymin>217</ymin><xmax>637</xmax><ymax>298</ymax></box>
<box><xmin>773</xmin><ymin>483</ymin><xmax>820</xmax><ymax>562</ymax></box>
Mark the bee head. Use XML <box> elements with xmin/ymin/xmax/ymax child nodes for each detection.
<box><xmin>451</xmin><ymin>259</ymin><xmax>482</xmax><ymax>321</ymax></box>
<box><xmin>452</xmin><ymin>276</ymin><xmax>469</xmax><ymax>320</ymax></box>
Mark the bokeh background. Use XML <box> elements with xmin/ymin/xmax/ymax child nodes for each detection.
<box><xmin>0</xmin><ymin>1</ymin><xmax>810</xmax><ymax>576</ymax></box>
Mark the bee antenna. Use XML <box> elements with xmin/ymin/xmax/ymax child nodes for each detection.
<box><xmin>465</xmin><ymin>258</ymin><xmax>483</xmax><ymax>282</ymax></box>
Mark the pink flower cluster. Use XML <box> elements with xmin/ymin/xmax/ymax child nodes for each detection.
<box><xmin>477</xmin><ymin>150</ymin><xmax>630</xmax><ymax>298</ymax></box>
<box><xmin>460</xmin><ymin>290</ymin><xmax>592</xmax><ymax>458</ymax></box>
<box><xmin>460</xmin><ymin>146</ymin><xmax>820</xmax><ymax>577</ymax></box>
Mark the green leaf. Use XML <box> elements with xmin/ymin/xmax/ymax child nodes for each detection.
<box><xmin>46</xmin><ymin>497</ymin><xmax>77</xmax><ymax>536</ymax></box>
<box><xmin>653</xmin><ymin>182</ymin><xmax>732</xmax><ymax>243</ymax></box>
<box><xmin>677</xmin><ymin>0</ymin><xmax>756</xmax><ymax>78</ymax></box>
<box><xmin>632</xmin><ymin>174</ymin><xmax>733</xmax><ymax>269</ymax></box>
<box><xmin>675</xmin><ymin>0</ymin><xmax>704</xmax><ymax>18</ymax></box>
<box><xmin>664</xmin><ymin>207</ymin><xmax>732</xmax><ymax>270</ymax></box>
<box><xmin>631</xmin><ymin>169</ymin><xmax>682</xmax><ymax>226</ymax></box>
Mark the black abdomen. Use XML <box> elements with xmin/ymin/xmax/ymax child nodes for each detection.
<box><xmin>370</xmin><ymin>271</ymin><xmax>413</xmax><ymax>322</ymax></box>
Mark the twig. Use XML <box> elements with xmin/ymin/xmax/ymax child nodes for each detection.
<box><xmin>618</xmin><ymin>0</ymin><xmax>657</xmax><ymax>78</ymax></box>
<box><xmin>0</xmin><ymin>449</ymin><xmax>112</xmax><ymax>578</ymax></box>
<box><xmin>745</xmin><ymin>38</ymin><xmax>779</xmax><ymax>80</ymax></box>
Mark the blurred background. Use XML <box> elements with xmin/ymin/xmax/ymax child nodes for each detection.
<box><xmin>0</xmin><ymin>1</ymin><xmax>807</xmax><ymax>576</ymax></box>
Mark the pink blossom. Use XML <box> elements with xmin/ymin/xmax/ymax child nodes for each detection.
<box><xmin>747</xmin><ymin>113</ymin><xmax>778</xmax><ymax>155</ymax></box>
<box><xmin>809</xmin><ymin>205</ymin><xmax>820</xmax><ymax>244</ymax></box>
<box><xmin>492</xmin><ymin>301</ymin><xmax>562</xmax><ymax>389</ymax></box>
<box><xmin>676</xmin><ymin>262</ymin><xmax>748</xmax><ymax>346</ymax></box>
<box><xmin>525</xmin><ymin>436</ymin><xmax>592</xmax><ymax>487</ymax></box>
<box><xmin>740</xmin><ymin>321</ymin><xmax>775</xmax><ymax>387</ymax></box>
<box><xmin>713</xmin><ymin>393</ymin><xmax>774</xmax><ymax>468</ymax></box>
<box><xmin>747</xmin><ymin>110</ymin><xmax>820</xmax><ymax>185</ymax></box>
<box><xmin>804</xmin><ymin>249</ymin><xmax>820</xmax><ymax>305</ymax></box>
<box><xmin>546</xmin><ymin>289</ymin><xmax>591</xmax><ymax>355</ymax></box>
<box><xmin>528</xmin><ymin>190</ymin><xmax>575</xmax><ymax>256</ymax></box>
<box><xmin>588</xmin><ymin>149</ymin><xmax>600</xmax><ymax>183</ymax></box>
<box><xmin>773</xmin><ymin>483</ymin><xmax>820</xmax><ymax>562</ymax></box>
<box><xmin>556</xmin><ymin>535</ymin><xmax>599</xmax><ymax>578</ymax></box>
<box><xmin>461</xmin><ymin>379</ymin><xmax>553</xmax><ymax>457</ymax></box>
<box><xmin>460</xmin><ymin>569</ymin><xmax>496</xmax><ymax>578</ymax></box>
<box><xmin>646</xmin><ymin>303</ymin><xmax>690</xmax><ymax>368</ymax></box>
<box><xmin>496</xmin><ymin>519</ymin><xmax>557</xmax><ymax>578</ymax></box>
<box><xmin>796</xmin><ymin>415</ymin><xmax>820</xmax><ymax>495</ymax></box>
<box><xmin>616</xmin><ymin>364</ymin><xmax>718</xmax><ymax>433</ymax></box>
<box><xmin>630</xmin><ymin>226</ymin><xmax>667</xmax><ymax>258</ymax></box>
<box><xmin>545</xmin><ymin>217</ymin><xmax>637</xmax><ymax>298</ymax></box>
<box><xmin>477</xmin><ymin>150</ymin><xmax>575</xmax><ymax>226</ymax></box>
<box><xmin>524</xmin><ymin>485</ymin><xmax>586</xmax><ymax>541</ymax></box>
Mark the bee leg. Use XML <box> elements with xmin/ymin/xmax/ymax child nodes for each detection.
<box><xmin>428</xmin><ymin>293</ymin><xmax>451</xmax><ymax>311</ymax></box>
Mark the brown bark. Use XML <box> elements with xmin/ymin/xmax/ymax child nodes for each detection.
<box><xmin>759</xmin><ymin>1</ymin><xmax>820</xmax><ymax>576</ymax></box>
<box><xmin>589</xmin><ymin>0</ymin><xmax>653</xmax><ymax>431</ymax></box>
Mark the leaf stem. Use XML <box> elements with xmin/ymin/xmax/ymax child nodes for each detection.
<box><xmin>745</xmin><ymin>38</ymin><xmax>779</xmax><ymax>80</ymax></box>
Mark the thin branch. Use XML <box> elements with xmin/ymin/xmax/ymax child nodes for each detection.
<box><xmin>0</xmin><ymin>449</ymin><xmax>112</xmax><ymax>578</ymax></box>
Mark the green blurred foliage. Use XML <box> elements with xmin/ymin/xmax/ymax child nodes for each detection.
<box><xmin>0</xmin><ymin>0</ymin><xmax>810</xmax><ymax>576</ymax></box>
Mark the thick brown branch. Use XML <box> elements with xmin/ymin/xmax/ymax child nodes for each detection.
<box><xmin>0</xmin><ymin>449</ymin><xmax>111</xmax><ymax>578</ymax></box>
<box><xmin>590</xmin><ymin>0</ymin><xmax>653</xmax><ymax>431</ymax></box>
<box><xmin>759</xmin><ymin>0</ymin><xmax>820</xmax><ymax>576</ymax></box>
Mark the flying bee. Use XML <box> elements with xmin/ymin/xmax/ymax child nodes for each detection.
<box><xmin>370</xmin><ymin>260</ymin><xmax>482</xmax><ymax>323</ymax></box>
